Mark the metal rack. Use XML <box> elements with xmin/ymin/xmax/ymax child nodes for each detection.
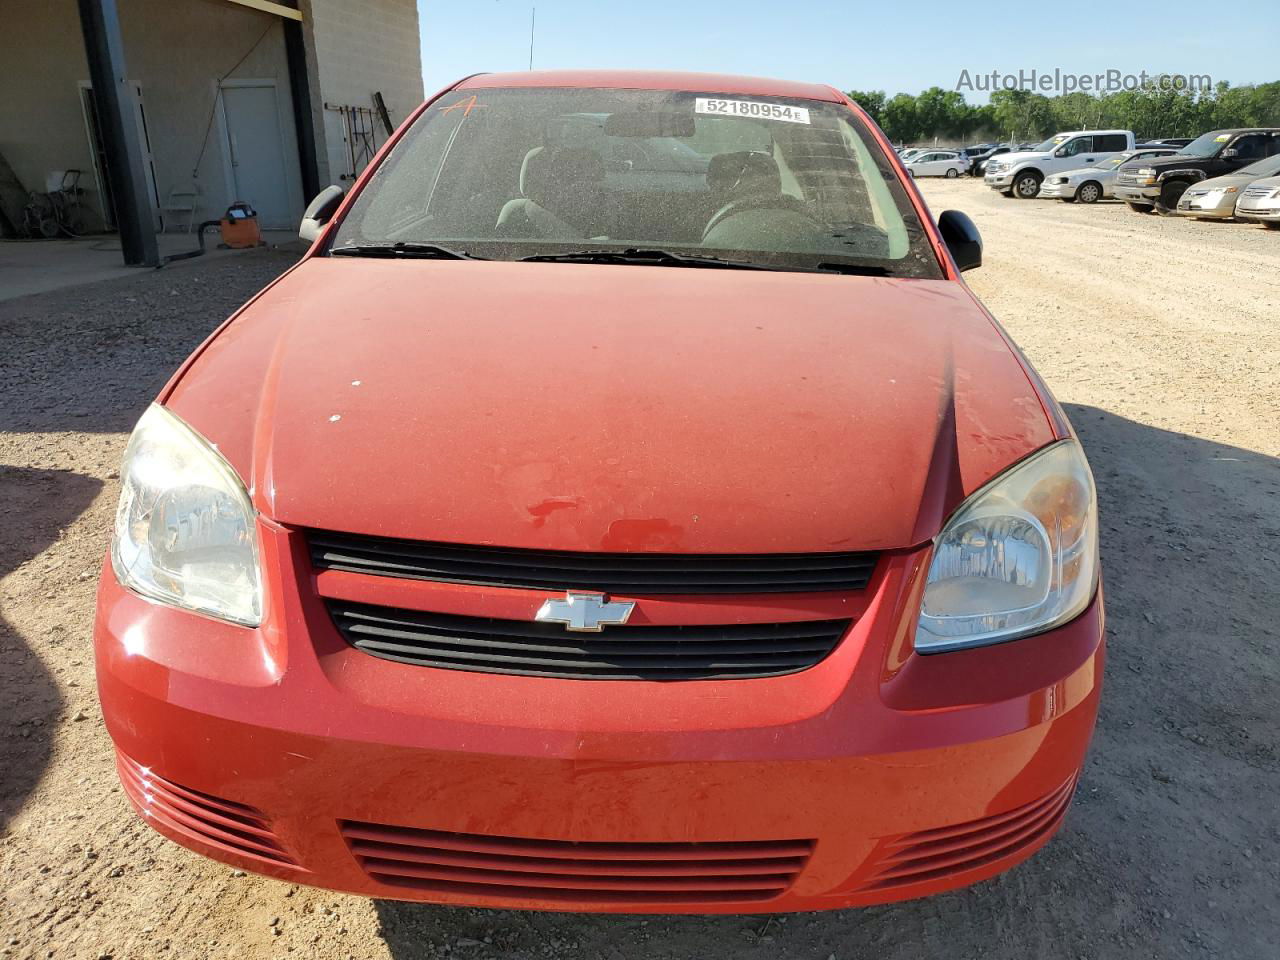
<box><xmin>325</xmin><ymin>102</ymin><xmax>382</xmax><ymax>180</ymax></box>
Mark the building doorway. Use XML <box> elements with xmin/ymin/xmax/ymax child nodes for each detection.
<box><xmin>78</xmin><ymin>82</ymin><xmax>162</xmax><ymax>231</ymax></box>
<box><xmin>218</xmin><ymin>79</ymin><xmax>301</xmax><ymax>229</ymax></box>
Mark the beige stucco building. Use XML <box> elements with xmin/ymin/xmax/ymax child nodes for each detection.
<box><xmin>0</xmin><ymin>0</ymin><xmax>423</xmax><ymax>258</ymax></box>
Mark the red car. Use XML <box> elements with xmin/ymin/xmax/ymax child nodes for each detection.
<box><xmin>96</xmin><ymin>71</ymin><xmax>1103</xmax><ymax>913</ymax></box>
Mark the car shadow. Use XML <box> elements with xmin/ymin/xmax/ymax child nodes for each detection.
<box><xmin>0</xmin><ymin>466</ymin><xmax>103</xmax><ymax>828</ymax></box>
<box><xmin>360</xmin><ymin>404</ymin><xmax>1278</xmax><ymax>959</ymax></box>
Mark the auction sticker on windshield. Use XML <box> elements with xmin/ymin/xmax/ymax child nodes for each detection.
<box><xmin>695</xmin><ymin>97</ymin><xmax>810</xmax><ymax>124</ymax></box>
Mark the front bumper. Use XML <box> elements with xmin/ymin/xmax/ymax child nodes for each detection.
<box><xmin>984</xmin><ymin>171</ymin><xmax>1013</xmax><ymax>189</ymax></box>
<box><xmin>95</xmin><ymin>524</ymin><xmax>1105</xmax><ymax>913</ymax></box>
<box><xmin>1039</xmin><ymin>181</ymin><xmax>1073</xmax><ymax>199</ymax></box>
<box><xmin>1175</xmin><ymin>191</ymin><xmax>1237</xmax><ymax>218</ymax></box>
<box><xmin>1236</xmin><ymin>198</ymin><xmax>1280</xmax><ymax>221</ymax></box>
<box><xmin>1114</xmin><ymin>184</ymin><xmax>1158</xmax><ymax>204</ymax></box>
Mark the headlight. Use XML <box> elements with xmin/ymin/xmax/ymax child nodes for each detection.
<box><xmin>1050</xmin><ymin>177</ymin><xmax>1068</xmax><ymax>184</ymax></box>
<box><xmin>111</xmin><ymin>404</ymin><xmax>262</xmax><ymax>626</ymax></box>
<box><xmin>916</xmin><ymin>440</ymin><xmax>1098</xmax><ymax>653</ymax></box>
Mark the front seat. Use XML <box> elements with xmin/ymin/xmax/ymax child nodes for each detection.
<box><xmin>702</xmin><ymin>150</ymin><xmax>817</xmax><ymax>249</ymax></box>
<box><xmin>495</xmin><ymin>146</ymin><xmax>605</xmax><ymax>239</ymax></box>
<box><xmin>703</xmin><ymin>150</ymin><xmax>809</xmax><ymax>242</ymax></box>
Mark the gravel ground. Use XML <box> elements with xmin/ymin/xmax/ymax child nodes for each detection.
<box><xmin>1</xmin><ymin>183</ymin><xmax>1278</xmax><ymax>960</ymax></box>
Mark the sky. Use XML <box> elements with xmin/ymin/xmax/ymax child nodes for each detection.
<box><xmin>417</xmin><ymin>0</ymin><xmax>1276</xmax><ymax>104</ymax></box>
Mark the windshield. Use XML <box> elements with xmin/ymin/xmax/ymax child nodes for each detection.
<box><xmin>331</xmin><ymin>87</ymin><xmax>940</xmax><ymax>278</ymax></box>
<box><xmin>1236</xmin><ymin>154</ymin><xmax>1280</xmax><ymax>178</ymax></box>
<box><xmin>1102</xmin><ymin>153</ymin><xmax>1135</xmax><ymax>169</ymax></box>
<box><xmin>1032</xmin><ymin>135</ymin><xmax>1069</xmax><ymax>152</ymax></box>
<box><xmin>1178</xmin><ymin>131</ymin><xmax>1234</xmax><ymax>158</ymax></box>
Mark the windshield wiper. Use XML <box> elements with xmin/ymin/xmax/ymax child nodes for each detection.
<box><xmin>519</xmin><ymin>248</ymin><xmax>777</xmax><ymax>271</ymax></box>
<box><xmin>814</xmin><ymin>262</ymin><xmax>891</xmax><ymax>277</ymax></box>
<box><xmin>330</xmin><ymin>241</ymin><xmax>485</xmax><ymax>260</ymax></box>
<box><xmin>521</xmin><ymin>247</ymin><xmax>895</xmax><ymax>277</ymax></box>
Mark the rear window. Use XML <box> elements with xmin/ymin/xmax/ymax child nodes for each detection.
<box><xmin>332</xmin><ymin>87</ymin><xmax>941</xmax><ymax>279</ymax></box>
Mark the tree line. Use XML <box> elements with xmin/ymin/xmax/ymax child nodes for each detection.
<box><xmin>847</xmin><ymin>81</ymin><xmax>1280</xmax><ymax>145</ymax></box>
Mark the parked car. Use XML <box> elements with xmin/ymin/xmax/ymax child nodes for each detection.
<box><xmin>1234</xmin><ymin>174</ymin><xmax>1280</xmax><ymax>227</ymax></box>
<box><xmin>1040</xmin><ymin>148</ymin><xmax>1179</xmax><ymax>203</ymax></box>
<box><xmin>969</xmin><ymin>144</ymin><xmax>1012</xmax><ymax>177</ymax></box>
<box><xmin>985</xmin><ymin>130</ymin><xmax>1136</xmax><ymax>198</ymax></box>
<box><xmin>1114</xmin><ymin>128</ymin><xmax>1280</xmax><ymax>213</ymax></box>
<box><xmin>1147</xmin><ymin>138</ymin><xmax>1194</xmax><ymax>148</ymax></box>
<box><xmin>96</xmin><ymin>70</ymin><xmax>1103</xmax><ymax>914</ymax></box>
<box><xmin>905</xmin><ymin>149</ymin><xmax>969</xmax><ymax>177</ymax></box>
<box><xmin>1174</xmin><ymin>154</ymin><xmax>1280</xmax><ymax>219</ymax></box>
<box><xmin>899</xmin><ymin>147</ymin><xmax>925</xmax><ymax>161</ymax></box>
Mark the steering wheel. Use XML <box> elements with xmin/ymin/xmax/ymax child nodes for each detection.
<box><xmin>702</xmin><ymin>194</ymin><xmax>823</xmax><ymax>243</ymax></box>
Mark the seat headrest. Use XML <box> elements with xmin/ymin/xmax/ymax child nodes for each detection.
<box><xmin>707</xmin><ymin>151</ymin><xmax>781</xmax><ymax>198</ymax></box>
<box><xmin>520</xmin><ymin>146</ymin><xmax>606</xmax><ymax>200</ymax></box>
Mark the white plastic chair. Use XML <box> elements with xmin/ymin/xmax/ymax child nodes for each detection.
<box><xmin>162</xmin><ymin>183</ymin><xmax>200</xmax><ymax>233</ymax></box>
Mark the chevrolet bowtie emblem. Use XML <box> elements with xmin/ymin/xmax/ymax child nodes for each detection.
<box><xmin>535</xmin><ymin>592</ymin><xmax>635</xmax><ymax>632</ymax></box>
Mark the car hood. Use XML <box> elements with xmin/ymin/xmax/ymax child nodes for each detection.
<box><xmin>1059</xmin><ymin>165</ymin><xmax>1116</xmax><ymax>181</ymax></box>
<box><xmin>1120</xmin><ymin>153</ymin><xmax>1197</xmax><ymax>171</ymax></box>
<box><xmin>1194</xmin><ymin>172</ymin><xmax>1266</xmax><ymax>190</ymax></box>
<box><xmin>991</xmin><ymin>151</ymin><xmax>1048</xmax><ymax>166</ymax></box>
<box><xmin>164</xmin><ymin>259</ymin><xmax>1056</xmax><ymax>553</ymax></box>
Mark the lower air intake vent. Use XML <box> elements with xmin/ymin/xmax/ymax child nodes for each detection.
<box><xmin>341</xmin><ymin>821</ymin><xmax>815</xmax><ymax>904</ymax></box>
<box><xmin>116</xmin><ymin>751</ymin><xmax>297</xmax><ymax>867</ymax></box>
<box><xmin>329</xmin><ymin>601</ymin><xmax>850</xmax><ymax>680</ymax></box>
<box><xmin>860</xmin><ymin>776</ymin><xmax>1077</xmax><ymax>891</ymax></box>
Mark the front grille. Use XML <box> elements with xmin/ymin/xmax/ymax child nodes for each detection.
<box><xmin>857</xmin><ymin>776</ymin><xmax>1077</xmax><ymax>892</ymax></box>
<box><xmin>1116</xmin><ymin>173</ymin><xmax>1142</xmax><ymax>185</ymax></box>
<box><xmin>308</xmin><ymin>529</ymin><xmax>879</xmax><ymax>595</ymax></box>
<box><xmin>329</xmin><ymin>600</ymin><xmax>850</xmax><ymax>680</ymax></box>
<box><xmin>116</xmin><ymin>751</ymin><xmax>297</xmax><ymax>867</ymax></box>
<box><xmin>1243</xmin><ymin>185</ymin><xmax>1273</xmax><ymax>198</ymax></box>
<box><xmin>340</xmin><ymin>820</ymin><xmax>815</xmax><ymax>904</ymax></box>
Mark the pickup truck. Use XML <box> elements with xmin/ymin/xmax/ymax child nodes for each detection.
<box><xmin>984</xmin><ymin>130</ymin><xmax>1136</xmax><ymax>199</ymax></box>
<box><xmin>1113</xmin><ymin>128</ymin><xmax>1280</xmax><ymax>213</ymax></box>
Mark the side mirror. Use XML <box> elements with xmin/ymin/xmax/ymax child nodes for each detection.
<box><xmin>937</xmin><ymin>210</ymin><xmax>982</xmax><ymax>272</ymax></box>
<box><xmin>1220</xmin><ymin>148</ymin><xmax>1238</xmax><ymax>159</ymax></box>
<box><xmin>299</xmin><ymin>185</ymin><xmax>345</xmax><ymax>243</ymax></box>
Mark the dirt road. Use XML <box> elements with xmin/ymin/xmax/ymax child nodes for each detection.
<box><xmin>1</xmin><ymin>184</ymin><xmax>1277</xmax><ymax>959</ymax></box>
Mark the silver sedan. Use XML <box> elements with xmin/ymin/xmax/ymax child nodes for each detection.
<box><xmin>1040</xmin><ymin>149</ymin><xmax>1177</xmax><ymax>203</ymax></box>
<box><xmin>1235</xmin><ymin>175</ymin><xmax>1280</xmax><ymax>228</ymax></box>
<box><xmin>1174</xmin><ymin>155</ymin><xmax>1280</xmax><ymax>219</ymax></box>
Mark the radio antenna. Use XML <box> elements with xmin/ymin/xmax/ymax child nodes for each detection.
<box><xmin>528</xmin><ymin>6</ymin><xmax>536</xmax><ymax>70</ymax></box>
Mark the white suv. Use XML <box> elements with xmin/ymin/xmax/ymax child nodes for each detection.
<box><xmin>985</xmin><ymin>130</ymin><xmax>1136</xmax><ymax>199</ymax></box>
